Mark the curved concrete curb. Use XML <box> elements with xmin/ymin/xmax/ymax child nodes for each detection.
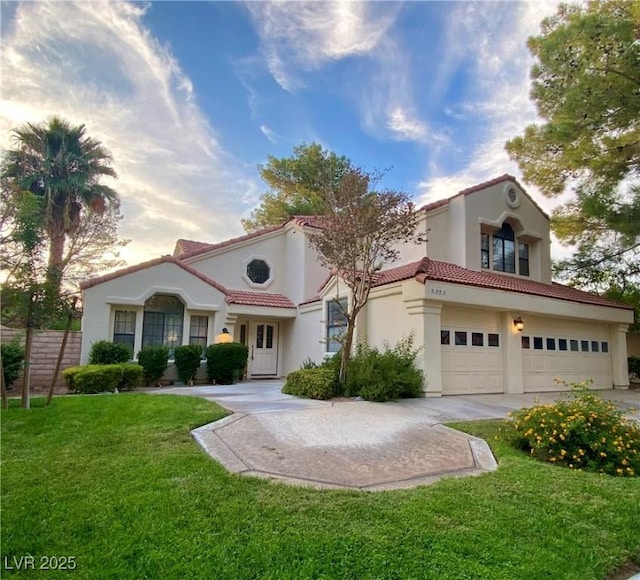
<box><xmin>192</xmin><ymin>412</ymin><xmax>498</xmax><ymax>491</ymax></box>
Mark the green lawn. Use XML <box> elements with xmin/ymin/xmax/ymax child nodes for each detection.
<box><xmin>1</xmin><ymin>395</ymin><xmax>639</xmax><ymax>579</ymax></box>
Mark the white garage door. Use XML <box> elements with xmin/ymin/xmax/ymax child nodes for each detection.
<box><xmin>521</xmin><ymin>318</ymin><xmax>612</xmax><ymax>392</ymax></box>
<box><xmin>440</xmin><ymin>307</ymin><xmax>503</xmax><ymax>395</ymax></box>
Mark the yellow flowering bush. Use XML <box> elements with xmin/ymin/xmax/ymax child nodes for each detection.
<box><xmin>506</xmin><ymin>380</ymin><xmax>639</xmax><ymax>476</ymax></box>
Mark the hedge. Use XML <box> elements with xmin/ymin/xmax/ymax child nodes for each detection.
<box><xmin>206</xmin><ymin>342</ymin><xmax>248</xmax><ymax>384</ymax></box>
<box><xmin>63</xmin><ymin>363</ymin><xmax>143</xmax><ymax>394</ymax></box>
<box><xmin>174</xmin><ymin>344</ymin><xmax>203</xmax><ymax>385</ymax></box>
<box><xmin>282</xmin><ymin>368</ymin><xmax>337</xmax><ymax>400</ymax></box>
<box><xmin>89</xmin><ymin>340</ymin><xmax>132</xmax><ymax>365</ymax></box>
<box><xmin>137</xmin><ymin>345</ymin><xmax>170</xmax><ymax>386</ymax></box>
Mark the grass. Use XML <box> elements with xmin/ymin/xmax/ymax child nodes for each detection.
<box><xmin>1</xmin><ymin>395</ymin><xmax>639</xmax><ymax>579</ymax></box>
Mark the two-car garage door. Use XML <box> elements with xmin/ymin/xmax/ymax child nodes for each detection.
<box><xmin>440</xmin><ymin>308</ymin><xmax>613</xmax><ymax>395</ymax></box>
<box><xmin>520</xmin><ymin>317</ymin><xmax>613</xmax><ymax>392</ymax></box>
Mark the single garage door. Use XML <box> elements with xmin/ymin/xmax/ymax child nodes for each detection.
<box><xmin>521</xmin><ymin>318</ymin><xmax>612</xmax><ymax>392</ymax></box>
<box><xmin>440</xmin><ymin>307</ymin><xmax>504</xmax><ymax>395</ymax></box>
<box><xmin>440</xmin><ymin>328</ymin><xmax>504</xmax><ymax>395</ymax></box>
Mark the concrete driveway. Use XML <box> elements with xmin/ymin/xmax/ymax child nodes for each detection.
<box><xmin>154</xmin><ymin>382</ymin><xmax>638</xmax><ymax>491</ymax></box>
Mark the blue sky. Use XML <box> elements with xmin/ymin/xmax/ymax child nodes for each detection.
<box><xmin>0</xmin><ymin>0</ymin><xmax>563</xmax><ymax>267</ymax></box>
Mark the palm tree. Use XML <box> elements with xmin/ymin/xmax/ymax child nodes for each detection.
<box><xmin>2</xmin><ymin>117</ymin><xmax>119</xmax><ymax>297</ymax></box>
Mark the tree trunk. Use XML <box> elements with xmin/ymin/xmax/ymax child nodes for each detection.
<box><xmin>22</xmin><ymin>293</ymin><xmax>36</xmax><ymax>410</ymax></box>
<box><xmin>339</xmin><ymin>318</ymin><xmax>356</xmax><ymax>385</ymax></box>
<box><xmin>46</xmin><ymin>297</ymin><xmax>77</xmax><ymax>406</ymax></box>
<box><xmin>1</xmin><ymin>354</ymin><xmax>7</xmax><ymax>410</ymax></box>
<box><xmin>46</xmin><ymin>227</ymin><xmax>66</xmax><ymax>300</ymax></box>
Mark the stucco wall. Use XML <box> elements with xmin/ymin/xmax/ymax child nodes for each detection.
<box><xmin>281</xmin><ymin>305</ymin><xmax>324</xmax><ymax>374</ymax></box>
<box><xmin>365</xmin><ymin>288</ymin><xmax>413</xmax><ymax>349</ymax></box>
<box><xmin>81</xmin><ymin>261</ymin><xmax>226</xmax><ymax>364</ymax></box>
<box><xmin>462</xmin><ymin>181</ymin><xmax>552</xmax><ymax>283</ymax></box>
<box><xmin>1</xmin><ymin>326</ymin><xmax>81</xmax><ymax>388</ymax></box>
<box><xmin>184</xmin><ymin>231</ymin><xmax>288</xmax><ymax>294</ymax></box>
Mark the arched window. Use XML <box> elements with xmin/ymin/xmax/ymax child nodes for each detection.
<box><xmin>142</xmin><ymin>294</ymin><xmax>184</xmax><ymax>356</ymax></box>
<box><xmin>492</xmin><ymin>223</ymin><xmax>516</xmax><ymax>273</ymax></box>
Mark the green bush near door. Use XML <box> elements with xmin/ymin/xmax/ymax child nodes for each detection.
<box><xmin>206</xmin><ymin>343</ymin><xmax>248</xmax><ymax>384</ymax></box>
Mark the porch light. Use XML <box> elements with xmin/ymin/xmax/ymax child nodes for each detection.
<box><xmin>513</xmin><ymin>317</ymin><xmax>524</xmax><ymax>332</ymax></box>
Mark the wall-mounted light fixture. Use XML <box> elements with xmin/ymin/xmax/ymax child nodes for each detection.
<box><xmin>513</xmin><ymin>316</ymin><xmax>524</xmax><ymax>332</ymax></box>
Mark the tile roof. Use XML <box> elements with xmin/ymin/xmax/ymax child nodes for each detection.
<box><xmin>289</xmin><ymin>215</ymin><xmax>325</xmax><ymax>229</ymax></box>
<box><xmin>173</xmin><ymin>239</ymin><xmax>217</xmax><ymax>257</ymax></box>
<box><xmin>314</xmin><ymin>257</ymin><xmax>630</xmax><ymax>310</ymax></box>
<box><xmin>415</xmin><ymin>257</ymin><xmax>632</xmax><ymax>310</ymax></box>
<box><xmin>372</xmin><ymin>262</ymin><xmax>422</xmax><ymax>287</ymax></box>
<box><xmin>226</xmin><ymin>290</ymin><xmax>296</xmax><ymax>309</ymax></box>
<box><xmin>176</xmin><ymin>224</ymin><xmax>286</xmax><ymax>259</ymax></box>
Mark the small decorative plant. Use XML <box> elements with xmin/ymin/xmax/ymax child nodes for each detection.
<box><xmin>506</xmin><ymin>379</ymin><xmax>639</xmax><ymax>476</ymax></box>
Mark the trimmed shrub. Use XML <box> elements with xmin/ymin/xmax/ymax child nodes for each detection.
<box><xmin>506</xmin><ymin>380</ymin><xmax>640</xmax><ymax>477</ymax></box>
<box><xmin>74</xmin><ymin>365</ymin><xmax>122</xmax><ymax>394</ymax></box>
<box><xmin>89</xmin><ymin>340</ymin><xmax>132</xmax><ymax>365</ymax></box>
<box><xmin>1</xmin><ymin>341</ymin><xmax>25</xmax><ymax>387</ymax></box>
<box><xmin>174</xmin><ymin>345</ymin><xmax>203</xmax><ymax>385</ymax></box>
<box><xmin>282</xmin><ymin>368</ymin><xmax>338</xmax><ymax>400</ymax></box>
<box><xmin>629</xmin><ymin>356</ymin><xmax>640</xmax><ymax>379</ymax></box>
<box><xmin>119</xmin><ymin>363</ymin><xmax>143</xmax><ymax>390</ymax></box>
<box><xmin>63</xmin><ymin>366</ymin><xmax>84</xmax><ymax>392</ymax></box>
<box><xmin>137</xmin><ymin>345</ymin><xmax>170</xmax><ymax>386</ymax></box>
<box><xmin>206</xmin><ymin>342</ymin><xmax>248</xmax><ymax>385</ymax></box>
<box><xmin>345</xmin><ymin>337</ymin><xmax>423</xmax><ymax>402</ymax></box>
<box><xmin>64</xmin><ymin>363</ymin><xmax>143</xmax><ymax>393</ymax></box>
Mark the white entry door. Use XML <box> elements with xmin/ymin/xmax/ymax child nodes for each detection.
<box><xmin>251</xmin><ymin>322</ymin><xmax>278</xmax><ymax>375</ymax></box>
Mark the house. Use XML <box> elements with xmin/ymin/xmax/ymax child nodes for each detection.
<box><xmin>80</xmin><ymin>174</ymin><xmax>634</xmax><ymax>395</ymax></box>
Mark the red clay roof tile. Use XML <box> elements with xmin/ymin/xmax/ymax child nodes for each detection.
<box><xmin>411</xmin><ymin>257</ymin><xmax>629</xmax><ymax>309</ymax></box>
<box><xmin>176</xmin><ymin>224</ymin><xmax>286</xmax><ymax>260</ymax></box>
<box><xmin>226</xmin><ymin>290</ymin><xmax>296</xmax><ymax>309</ymax></box>
<box><xmin>174</xmin><ymin>239</ymin><xmax>217</xmax><ymax>257</ymax></box>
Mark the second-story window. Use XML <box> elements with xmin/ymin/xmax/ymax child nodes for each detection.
<box><xmin>493</xmin><ymin>223</ymin><xmax>516</xmax><ymax>273</ymax></box>
<box><xmin>247</xmin><ymin>259</ymin><xmax>270</xmax><ymax>284</ymax></box>
<box><xmin>481</xmin><ymin>223</ymin><xmax>529</xmax><ymax>276</ymax></box>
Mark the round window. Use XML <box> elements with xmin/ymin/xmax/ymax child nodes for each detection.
<box><xmin>504</xmin><ymin>185</ymin><xmax>521</xmax><ymax>208</ymax></box>
<box><xmin>246</xmin><ymin>259</ymin><xmax>270</xmax><ymax>284</ymax></box>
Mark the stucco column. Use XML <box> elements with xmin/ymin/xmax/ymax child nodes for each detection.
<box><xmin>133</xmin><ymin>307</ymin><xmax>144</xmax><ymax>358</ymax></box>
<box><xmin>501</xmin><ymin>311</ymin><xmax>524</xmax><ymax>394</ymax></box>
<box><xmin>611</xmin><ymin>323</ymin><xmax>630</xmax><ymax>389</ymax></box>
<box><xmin>406</xmin><ymin>300</ymin><xmax>443</xmax><ymax>397</ymax></box>
<box><xmin>222</xmin><ymin>313</ymin><xmax>238</xmax><ymax>340</ymax></box>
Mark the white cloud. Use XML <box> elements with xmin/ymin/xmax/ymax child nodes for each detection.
<box><xmin>245</xmin><ymin>1</ymin><xmax>398</xmax><ymax>92</ymax></box>
<box><xmin>260</xmin><ymin>124</ymin><xmax>285</xmax><ymax>145</ymax></box>
<box><xmin>386</xmin><ymin>106</ymin><xmax>446</xmax><ymax>144</ymax></box>
<box><xmin>413</xmin><ymin>1</ymin><xmax>572</xmax><ymax>260</ymax></box>
<box><xmin>0</xmin><ymin>1</ymin><xmax>258</xmax><ymax>268</ymax></box>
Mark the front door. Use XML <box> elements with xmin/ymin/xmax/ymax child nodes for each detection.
<box><xmin>250</xmin><ymin>321</ymin><xmax>278</xmax><ymax>376</ymax></box>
